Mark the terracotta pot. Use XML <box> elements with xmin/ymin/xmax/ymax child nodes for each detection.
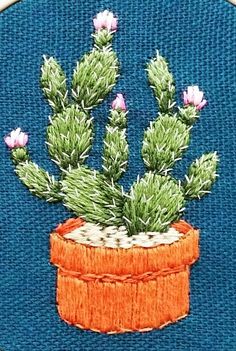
<box><xmin>50</xmin><ymin>219</ymin><xmax>199</xmax><ymax>333</ymax></box>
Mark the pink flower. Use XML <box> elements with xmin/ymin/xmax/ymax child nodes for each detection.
<box><xmin>93</xmin><ymin>10</ymin><xmax>118</xmax><ymax>32</ymax></box>
<box><xmin>183</xmin><ymin>86</ymin><xmax>207</xmax><ymax>110</ymax></box>
<box><xmin>4</xmin><ymin>128</ymin><xmax>28</xmax><ymax>149</ymax></box>
<box><xmin>111</xmin><ymin>94</ymin><xmax>126</xmax><ymax>111</ymax></box>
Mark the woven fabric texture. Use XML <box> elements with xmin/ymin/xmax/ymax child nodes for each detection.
<box><xmin>0</xmin><ymin>0</ymin><xmax>235</xmax><ymax>350</ymax></box>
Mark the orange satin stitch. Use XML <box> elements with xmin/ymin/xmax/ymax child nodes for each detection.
<box><xmin>50</xmin><ymin>219</ymin><xmax>199</xmax><ymax>333</ymax></box>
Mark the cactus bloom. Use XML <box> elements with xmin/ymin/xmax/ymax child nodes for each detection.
<box><xmin>93</xmin><ymin>10</ymin><xmax>118</xmax><ymax>32</ymax></box>
<box><xmin>111</xmin><ymin>94</ymin><xmax>126</xmax><ymax>111</ymax></box>
<box><xmin>4</xmin><ymin>128</ymin><xmax>28</xmax><ymax>149</ymax></box>
<box><xmin>183</xmin><ymin>86</ymin><xmax>207</xmax><ymax>110</ymax></box>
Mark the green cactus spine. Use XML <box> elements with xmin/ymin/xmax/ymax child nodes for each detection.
<box><xmin>7</xmin><ymin>15</ymin><xmax>219</xmax><ymax>236</ymax></box>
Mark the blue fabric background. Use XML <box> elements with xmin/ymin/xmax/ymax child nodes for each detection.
<box><xmin>0</xmin><ymin>0</ymin><xmax>235</xmax><ymax>350</ymax></box>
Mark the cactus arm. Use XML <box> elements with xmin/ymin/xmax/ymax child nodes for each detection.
<box><xmin>16</xmin><ymin>162</ymin><xmax>62</xmax><ymax>202</ymax></box>
<box><xmin>72</xmin><ymin>49</ymin><xmax>119</xmax><ymax>111</ymax></box>
<box><xmin>72</xmin><ymin>26</ymin><xmax>119</xmax><ymax>111</ymax></box>
<box><xmin>62</xmin><ymin>166</ymin><xmax>124</xmax><ymax>226</ymax></box>
<box><xmin>46</xmin><ymin>105</ymin><xmax>93</xmax><ymax>171</ymax></box>
<box><xmin>93</xmin><ymin>29</ymin><xmax>114</xmax><ymax>50</ymax></box>
<box><xmin>142</xmin><ymin>115</ymin><xmax>190</xmax><ymax>174</ymax></box>
<box><xmin>147</xmin><ymin>52</ymin><xmax>175</xmax><ymax>113</ymax></box>
<box><xmin>123</xmin><ymin>173</ymin><xmax>185</xmax><ymax>235</ymax></box>
<box><xmin>45</xmin><ymin>27</ymin><xmax>119</xmax><ymax>171</ymax></box>
<box><xmin>178</xmin><ymin>105</ymin><xmax>199</xmax><ymax>126</ymax></box>
<box><xmin>41</xmin><ymin>56</ymin><xmax>68</xmax><ymax>113</ymax></box>
<box><xmin>11</xmin><ymin>148</ymin><xmax>62</xmax><ymax>202</ymax></box>
<box><xmin>183</xmin><ymin>152</ymin><xmax>219</xmax><ymax>199</ymax></box>
<box><xmin>102</xmin><ymin>109</ymin><xmax>128</xmax><ymax>181</ymax></box>
<box><xmin>143</xmin><ymin>52</ymin><xmax>194</xmax><ymax>174</ymax></box>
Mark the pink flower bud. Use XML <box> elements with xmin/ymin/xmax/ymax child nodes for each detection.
<box><xmin>4</xmin><ymin>128</ymin><xmax>28</xmax><ymax>149</ymax></box>
<box><xmin>183</xmin><ymin>86</ymin><xmax>207</xmax><ymax>110</ymax></box>
<box><xmin>111</xmin><ymin>94</ymin><xmax>126</xmax><ymax>111</ymax></box>
<box><xmin>93</xmin><ymin>10</ymin><xmax>118</xmax><ymax>32</ymax></box>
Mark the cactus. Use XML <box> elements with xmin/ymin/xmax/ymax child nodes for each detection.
<box><xmin>4</xmin><ymin>11</ymin><xmax>219</xmax><ymax>236</ymax></box>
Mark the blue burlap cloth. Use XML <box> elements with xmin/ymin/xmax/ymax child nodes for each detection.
<box><xmin>1</xmin><ymin>0</ymin><xmax>235</xmax><ymax>350</ymax></box>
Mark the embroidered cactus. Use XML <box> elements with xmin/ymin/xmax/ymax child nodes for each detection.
<box><xmin>4</xmin><ymin>11</ymin><xmax>219</xmax><ymax>236</ymax></box>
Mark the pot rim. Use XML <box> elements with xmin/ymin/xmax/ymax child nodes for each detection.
<box><xmin>50</xmin><ymin>220</ymin><xmax>199</xmax><ymax>275</ymax></box>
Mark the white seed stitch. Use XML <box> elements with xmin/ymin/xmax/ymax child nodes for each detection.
<box><xmin>64</xmin><ymin>222</ymin><xmax>183</xmax><ymax>249</ymax></box>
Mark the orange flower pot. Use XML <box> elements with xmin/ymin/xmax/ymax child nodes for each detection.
<box><xmin>50</xmin><ymin>219</ymin><xmax>199</xmax><ymax>333</ymax></box>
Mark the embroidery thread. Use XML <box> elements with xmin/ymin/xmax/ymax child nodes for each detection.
<box><xmin>4</xmin><ymin>10</ymin><xmax>219</xmax><ymax>333</ymax></box>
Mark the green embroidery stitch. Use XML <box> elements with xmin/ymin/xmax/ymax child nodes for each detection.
<box><xmin>5</xmin><ymin>13</ymin><xmax>219</xmax><ymax>236</ymax></box>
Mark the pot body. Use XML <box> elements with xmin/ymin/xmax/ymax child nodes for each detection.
<box><xmin>50</xmin><ymin>220</ymin><xmax>199</xmax><ymax>333</ymax></box>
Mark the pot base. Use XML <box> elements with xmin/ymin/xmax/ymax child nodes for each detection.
<box><xmin>56</xmin><ymin>267</ymin><xmax>190</xmax><ymax>333</ymax></box>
